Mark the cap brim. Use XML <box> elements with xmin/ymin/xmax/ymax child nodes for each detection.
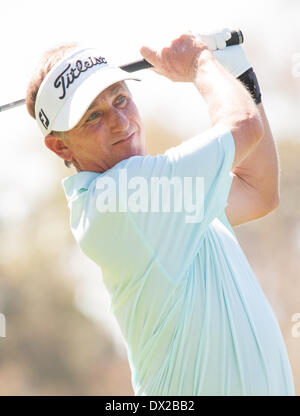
<box><xmin>51</xmin><ymin>67</ymin><xmax>140</xmax><ymax>132</ymax></box>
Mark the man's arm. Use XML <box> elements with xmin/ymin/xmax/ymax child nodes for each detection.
<box><xmin>225</xmin><ymin>103</ymin><xmax>280</xmax><ymax>227</ymax></box>
<box><xmin>141</xmin><ymin>33</ymin><xmax>277</xmax><ymax>228</ymax></box>
<box><xmin>140</xmin><ymin>33</ymin><xmax>264</xmax><ymax>170</ymax></box>
<box><xmin>210</xmin><ymin>40</ymin><xmax>279</xmax><ymax>227</ymax></box>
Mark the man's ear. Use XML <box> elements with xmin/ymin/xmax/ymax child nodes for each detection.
<box><xmin>44</xmin><ymin>134</ymin><xmax>73</xmax><ymax>162</ymax></box>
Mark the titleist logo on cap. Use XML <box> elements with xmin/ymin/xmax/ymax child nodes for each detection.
<box><xmin>54</xmin><ymin>56</ymin><xmax>108</xmax><ymax>100</ymax></box>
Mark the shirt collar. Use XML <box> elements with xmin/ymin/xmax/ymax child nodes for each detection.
<box><xmin>62</xmin><ymin>171</ymin><xmax>100</xmax><ymax>203</ymax></box>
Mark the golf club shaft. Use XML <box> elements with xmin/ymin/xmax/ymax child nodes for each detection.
<box><xmin>0</xmin><ymin>98</ymin><xmax>26</xmax><ymax>112</ymax></box>
<box><xmin>0</xmin><ymin>30</ymin><xmax>243</xmax><ymax>112</ymax></box>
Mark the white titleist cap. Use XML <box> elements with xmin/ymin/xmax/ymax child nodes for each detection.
<box><xmin>35</xmin><ymin>48</ymin><xmax>140</xmax><ymax>136</ymax></box>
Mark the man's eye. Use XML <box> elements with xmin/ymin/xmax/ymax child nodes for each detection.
<box><xmin>86</xmin><ymin>111</ymin><xmax>102</xmax><ymax>123</ymax></box>
<box><xmin>115</xmin><ymin>95</ymin><xmax>127</xmax><ymax>105</ymax></box>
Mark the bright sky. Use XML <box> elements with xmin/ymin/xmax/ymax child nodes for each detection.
<box><xmin>1</xmin><ymin>0</ymin><xmax>300</xmax><ymax>348</ymax></box>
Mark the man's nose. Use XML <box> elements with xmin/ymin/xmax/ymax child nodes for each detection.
<box><xmin>109</xmin><ymin>107</ymin><xmax>130</xmax><ymax>132</ymax></box>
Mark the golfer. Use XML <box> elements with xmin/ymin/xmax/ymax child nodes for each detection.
<box><xmin>26</xmin><ymin>31</ymin><xmax>294</xmax><ymax>395</ymax></box>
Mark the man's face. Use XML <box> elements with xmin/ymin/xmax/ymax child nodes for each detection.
<box><xmin>53</xmin><ymin>81</ymin><xmax>146</xmax><ymax>172</ymax></box>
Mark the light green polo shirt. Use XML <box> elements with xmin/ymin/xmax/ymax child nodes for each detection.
<box><xmin>62</xmin><ymin>125</ymin><xmax>295</xmax><ymax>396</ymax></box>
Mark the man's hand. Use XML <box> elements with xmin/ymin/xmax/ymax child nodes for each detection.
<box><xmin>140</xmin><ymin>30</ymin><xmax>251</xmax><ymax>82</ymax></box>
<box><xmin>140</xmin><ymin>33</ymin><xmax>213</xmax><ymax>82</ymax></box>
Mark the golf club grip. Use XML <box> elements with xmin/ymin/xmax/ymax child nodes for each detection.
<box><xmin>120</xmin><ymin>30</ymin><xmax>244</xmax><ymax>73</ymax></box>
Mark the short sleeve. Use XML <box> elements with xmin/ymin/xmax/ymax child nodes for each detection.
<box><xmin>163</xmin><ymin>124</ymin><xmax>235</xmax><ymax>226</ymax></box>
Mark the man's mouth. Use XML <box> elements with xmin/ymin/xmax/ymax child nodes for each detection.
<box><xmin>113</xmin><ymin>132</ymin><xmax>135</xmax><ymax>145</ymax></box>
